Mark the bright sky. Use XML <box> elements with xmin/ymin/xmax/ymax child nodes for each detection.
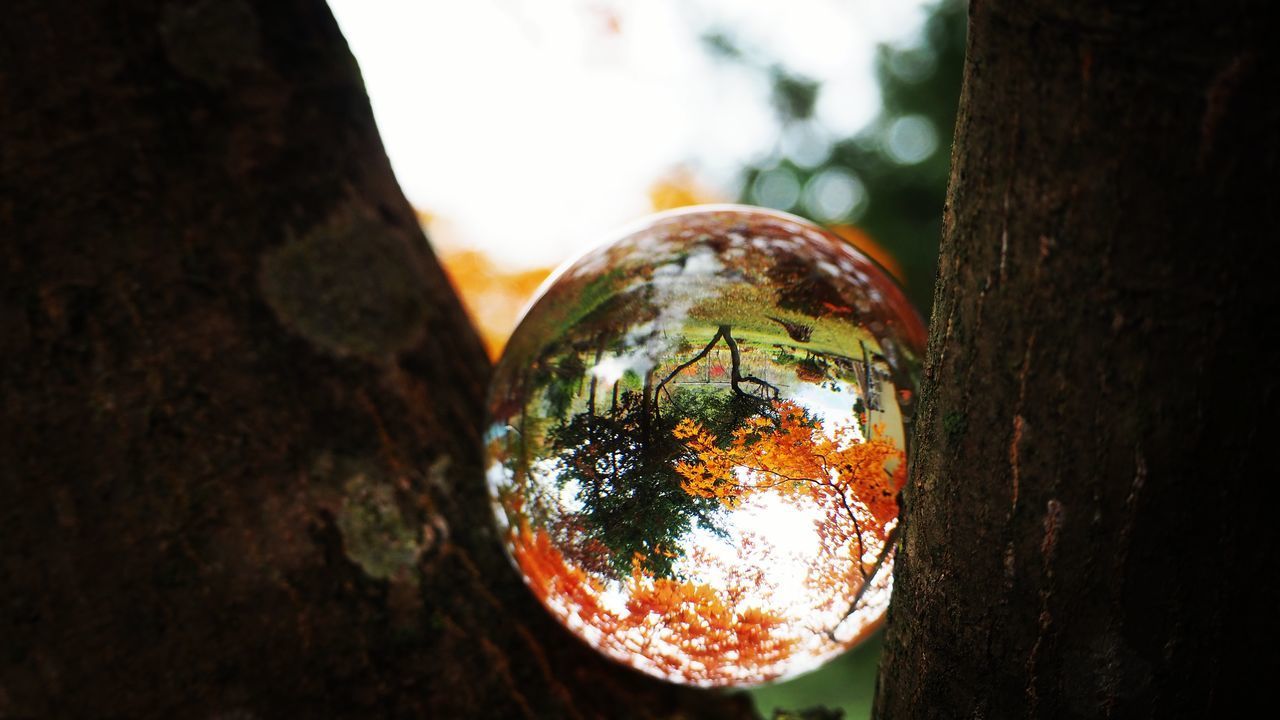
<box><xmin>328</xmin><ymin>0</ymin><xmax>933</xmax><ymax>270</ymax></box>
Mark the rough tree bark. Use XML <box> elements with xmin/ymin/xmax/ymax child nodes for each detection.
<box><xmin>876</xmin><ymin>1</ymin><xmax>1278</xmax><ymax>718</ymax></box>
<box><xmin>0</xmin><ymin>2</ymin><xmax>756</xmax><ymax>717</ymax></box>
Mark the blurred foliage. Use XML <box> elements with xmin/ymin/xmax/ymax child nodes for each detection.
<box><xmin>719</xmin><ymin>0</ymin><xmax>966</xmax><ymax>314</ymax></box>
<box><xmin>436</xmin><ymin>2</ymin><xmax>962</xmax><ymax>358</ymax></box>
<box><xmin>437</xmin><ymin>247</ymin><xmax>552</xmax><ymax>359</ymax></box>
<box><xmin>649</xmin><ymin>166</ymin><xmax>723</xmax><ymax>212</ymax></box>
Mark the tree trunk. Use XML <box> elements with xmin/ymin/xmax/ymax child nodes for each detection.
<box><xmin>876</xmin><ymin>1</ymin><xmax>1278</xmax><ymax>718</ymax></box>
<box><xmin>0</xmin><ymin>2</ymin><xmax>754</xmax><ymax>717</ymax></box>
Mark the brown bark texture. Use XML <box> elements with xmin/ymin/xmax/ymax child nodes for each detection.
<box><xmin>0</xmin><ymin>1</ymin><xmax>757</xmax><ymax>717</ymax></box>
<box><xmin>876</xmin><ymin>1</ymin><xmax>1279</xmax><ymax>718</ymax></box>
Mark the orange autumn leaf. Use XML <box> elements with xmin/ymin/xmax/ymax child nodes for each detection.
<box><xmin>673</xmin><ymin>399</ymin><xmax>904</xmax><ymax>594</ymax></box>
<box><xmin>647</xmin><ymin>167</ymin><xmax>724</xmax><ymax>212</ymax></box>
<box><xmin>436</xmin><ymin>248</ymin><xmax>553</xmax><ymax>360</ymax></box>
<box><xmin>509</xmin><ymin>525</ymin><xmax>797</xmax><ymax>684</ymax></box>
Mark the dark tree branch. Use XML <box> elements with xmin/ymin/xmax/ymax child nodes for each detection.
<box><xmin>720</xmin><ymin>325</ymin><xmax>780</xmax><ymax>399</ymax></box>
<box><xmin>655</xmin><ymin>327</ymin><xmax>725</xmax><ymax>405</ymax></box>
<box><xmin>826</xmin><ymin>524</ymin><xmax>896</xmax><ymax>644</ymax></box>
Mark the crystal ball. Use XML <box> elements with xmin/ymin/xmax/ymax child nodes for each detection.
<box><xmin>485</xmin><ymin>205</ymin><xmax>926</xmax><ymax>686</ymax></box>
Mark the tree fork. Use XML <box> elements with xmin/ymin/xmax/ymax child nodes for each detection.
<box><xmin>875</xmin><ymin>1</ymin><xmax>1278</xmax><ymax>717</ymax></box>
<box><xmin>0</xmin><ymin>1</ymin><xmax>755</xmax><ymax>717</ymax></box>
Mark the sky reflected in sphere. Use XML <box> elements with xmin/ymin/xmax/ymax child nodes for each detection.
<box><xmin>486</xmin><ymin>206</ymin><xmax>925</xmax><ymax>686</ymax></box>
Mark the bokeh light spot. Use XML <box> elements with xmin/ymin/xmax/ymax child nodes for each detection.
<box><xmin>804</xmin><ymin>169</ymin><xmax>867</xmax><ymax>222</ymax></box>
<box><xmin>882</xmin><ymin>114</ymin><xmax>938</xmax><ymax>165</ymax></box>
<box><xmin>752</xmin><ymin>167</ymin><xmax>803</xmax><ymax>210</ymax></box>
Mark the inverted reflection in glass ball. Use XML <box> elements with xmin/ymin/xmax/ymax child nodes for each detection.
<box><xmin>485</xmin><ymin>205</ymin><xmax>926</xmax><ymax>687</ymax></box>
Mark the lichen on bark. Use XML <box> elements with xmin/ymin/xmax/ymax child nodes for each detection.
<box><xmin>320</xmin><ymin>459</ymin><xmax>426</xmax><ymax>582</ymax></box>
<box><xmin>260</xmin><ymin>214</ymin><xmax>431</xmax><ymax>359</ymax></box>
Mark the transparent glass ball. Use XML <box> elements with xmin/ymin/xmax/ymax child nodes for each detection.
<box><xmin>485</xmin><ymin>205</ymin><xmax>926</xmax><ymax>686</ymax></box>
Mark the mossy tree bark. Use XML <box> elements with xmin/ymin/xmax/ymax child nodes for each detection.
<box><xmin>875</xmin><ymin>1</ymin><xmax>1278</xmax><ymax>717</ymax></box>
<box><xmin>0</xmin><ymin>1</ymin><xmax>755</xmax><ymax>717</ymax></box>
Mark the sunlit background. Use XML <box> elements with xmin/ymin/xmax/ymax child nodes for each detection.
<box><xmin>329</xmin><ymin>0</ymin><xmax>964</xmax><ymax>714</ymax></box>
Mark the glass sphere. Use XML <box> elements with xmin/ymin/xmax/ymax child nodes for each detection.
<box><xmin>485</xmin><ymin>205</ymin><xmax>926</xmax><ymax>686</ymax></box>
